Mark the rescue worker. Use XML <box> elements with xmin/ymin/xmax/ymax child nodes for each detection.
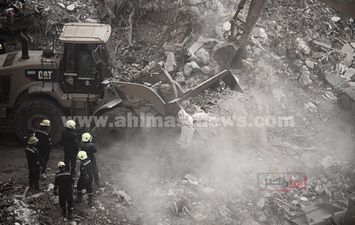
<box><xmin>80</xmin><ymin>132</ymin><xmax>100</xmax><ymax>187</ymax></box>
<box><xmin>54</xmin><ymin>161</ymin><xmax>73</xmax><ymax>221</ymax></box>
<box><xmin>25</xmin><ymin>136</ymin><xmax>41</xmax><ymax>191</ymax></box>
<box><xmin>76</xmin><ymin>151</ymin><xmax>94</xmax><ymax>207</ymax></box>
<box><xmin>35</xmin><ymin>119</ymin><xmax>52</xmax><ymax>179</ymax></box>
<box><xmin>62</xmin><ymin>120</ymin><xmax>78</xmax><ymax>178</ymax></box>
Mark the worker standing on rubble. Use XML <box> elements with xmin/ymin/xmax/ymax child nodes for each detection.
<box><xmin>62</xmin><ymin>120</ymin><xmax>78</xmax><ymax>179</ymax></box>
<box><xmin>76</xmin><ymin>151</ymin><xmax>94</xmax><ymax>207</ymax></box>
<box><xmin>35</xmin><ymin>119</ymin><xmax>52</xmax><ymax>179</ymax></box>
<box><xmin>80</xmin><ymin>132</ymin><xmax>101</xmax><ymax>187</ymax></box>
<box><xmin>54</xmin><ymin>161</ymin><xmax>73</xmax><ymax>221</ymax></box>
<box><xmin>25</xmin><ymin>136</ymin><xmax>41</xmax><ymax>192</ymax></box>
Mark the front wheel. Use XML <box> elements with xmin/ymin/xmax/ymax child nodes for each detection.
<box><xmin>94</xmin><ymin>106</ymin><xmax>139</xmax><ymax>149</ymax></box>
<box><xmin>14</xmin><ymin>98</ymin><xmax>64</xmax><ymax>145</ymax></box>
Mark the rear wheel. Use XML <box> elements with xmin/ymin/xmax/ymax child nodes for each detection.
<box><xmin>94</xmin><ymin>106</ymin><xmax>139</xmax><ymax>149</ymax></box>
<box><xmin>15</xmin><ymin>98</ymin><xmax>64</xmax><ymax>145</ymax></box>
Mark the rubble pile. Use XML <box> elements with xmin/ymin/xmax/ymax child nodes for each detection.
<box><xmin>0</xmin><ymin>181</ymin><xmax>42</xmax><ymax>225</ymax></box>
<box><xmin>257</xmin><ymin>0</ymin><xmax>355</xmax><ymax>90</ymax></box>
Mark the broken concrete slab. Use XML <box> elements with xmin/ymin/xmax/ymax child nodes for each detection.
<box><xmin>305</xmin><ymin>60</ymin><xmax>316</xmax><ymax>70</ymax></box>
<box><xmin>299</xmin><ymin>66</ymin><xmax>313</xmax><ymax>87</ymax></box>
<box><xmin>344</xmin><ymin>68</ymin><xmax>355</xmax><ymax>80</ymax></box>
<box><xmin>66</xmin><ymin>3</ymin><xmax>76</xmax><ymax>11</ymax></box>
<box><xmin>313</xmin><ymin>40</ymin><xmax>332</xmax><ymax>50</ymax></box>
<box><xmin>257</xmin><ymin>197</ymin><xmax>266</xmax><ymax>209</ymax></box>
<box><xmin>165</xmin><ymin>51</ymin><xmax>176</xmax><ymax>72</ymax></box>
<box><xmin>331</xmin><ymin>16</ymin><xmax>341</xmax><ymax>22</ymax></box>
<box><xmin>184</xmin><ymin>61</ymin><xmax>201</xmax><ymax>76</ymax></box>
<box><xmin>57</xmin><ymin>2</ymin><xmax>65</xmax><ymax>8</ymax></box>
<box><xmin>188</xmin><ymin>36</ymin><xmax>219</xmax><ymax>54</ymax></box>
<box><xmin>295</xmin><ymin>37</ymin><xmax>311</xmax><ymax>55</ymax></box>
<box><xmin>196</xmin><ymin>48</ymin><xmax>210</xmax><ymax>65</ymax></box>
<box><xmin>340</xmin><ymin>44</ymin><xmax>355</xmax><ymax>67</ymax></box>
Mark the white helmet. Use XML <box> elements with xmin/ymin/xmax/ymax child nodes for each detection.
<box><xmin>66</xmin><ymin>120</ymin><xmax>76</xmax><ymax>129</ymax></box>
<box><xmin>40</xmin><ymin>119</ymin><xmax>51</xmax><ymax>127</ymax></box>
<box><xmin>57</xmin><ymin>161</ymin><xmax>65</xmax><ymax>168</ymax></box>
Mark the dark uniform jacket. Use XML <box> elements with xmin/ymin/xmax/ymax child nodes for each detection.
<box><xmin>80</xmin><ymin>142</ymin><xmax>97</xmax><ymax>161</ymax></box>
<box><xmin>54</xmin><ymin>171</ymin><xmax>72</xmax><ymax>194</ymax></box>
<box><xmin>61</xmin><ymin>128</ymin><xmax>78</xmax><ymax>157</ymax></box>
<box><xmin>79</xmin><ymin>158</ymin><xmax>94</xmax><ymax>182</ymax></box>
<box><xmin>35</xmin><ymin>129</ymin><xmax>52</xmax><ymax>160</ymax></box>
<box><xmin>25</xmin><ymin>145</ymin><xmax>40</xmax><ymax>169</ymax></box>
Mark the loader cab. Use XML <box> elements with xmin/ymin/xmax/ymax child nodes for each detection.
<box><xmin>58</xmin><ymin>23</ymin><xmax>112</xmax><ymax>94</ymax></box>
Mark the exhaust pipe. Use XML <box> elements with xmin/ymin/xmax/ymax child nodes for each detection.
<box><xmin>20</xmin><ymin>33</ymin><xmax>30</xmax><ymax>60</ymax></box>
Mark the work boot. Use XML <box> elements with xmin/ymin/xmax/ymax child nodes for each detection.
<box><xmin>88</xmin><ymin>194</ymin><xmax>93</xmax><ymax>207</ymax></box>
<box><xmin>67</xmin><ymin>210</ymin><xmax>72</xmax><ymax>221</ymax></box>
<box><xmin>76</xmin><ymin>192</ymin><xmax>82</xmax><ymax>203</ymax></box>
<box><xmin>61</xmin><ymin>210</ymin><xmax>67</xmax><ymax>221</ymax></box>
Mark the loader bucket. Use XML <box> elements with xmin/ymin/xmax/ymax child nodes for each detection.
<box><xmin>112</xmin><ymin>70</ymin><xmax>242</xmax><ymax>116</ymax></box>
<box><xmin>172</xmin><ymin>69</ymin><xmax>243</xmax><ymax>103</ymax></box>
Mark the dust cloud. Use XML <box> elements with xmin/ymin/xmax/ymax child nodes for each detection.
<box><xmin>99</xmin><ymin>56</ymin><xmax>354</xmax><ymax>223</ymax></box>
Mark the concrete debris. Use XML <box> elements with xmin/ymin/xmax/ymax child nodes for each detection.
<box><xmin>200</xmin><ymin>65</ymin><xmax>213</xmax><ymax>75</ymax></box>
<box><xmin>295</xmin><ymin>37</ymin><xmax>311</xmax><ymax>55</ymax></box>
<box><xmin>57</xmin><ymin>2</ymin><xmax>65</xmax><ymax>8</ymax></box>
<box><xmin>299</xmin><ymin>196</ymin><xmax>309</xmax><ymax>202</ymax></box>
<box><xmin>184</xmin><ymin>174</ymin><xmax>199</xmax><ymax>185</ymax></box>
<box><xmin>305</xmin><ymin>60</ymin><xmax>316</xmax><ymax>70</ymax></box>
<box><xmin>313</xmin><ymin>40</ymin><xmax>332</xmax><ymax>50</ymax></box>
<box><xmin>331</xmin><ymin>16</ymin><xmax>341</xmax><ymax>22</ymax></box>
<box><xmin>188</xmin><ymin>36</ymin><xmax>219</xmax><ymax>55</ymax></box>
<box><xmin>66</xmin><ymin>3</ymin><xmax>76</xmax><ymax>11</ymax></box>
<box><xmin>112</xmin><ymin>188</ymin><xmax>132</xmax><ymax>204</ymax></box>
<box><xmin>252</xmin><ymin>27</ymin><xmax>269</xmax><ymax>45</ymax></box>
<box><xmin>304</xmin><ymin>102</ymin><xmax>318</xmax><ymax>113</ymax></box>
<box><xmin>340</xmin><ymin>44</ymin><xmax>355</xmax><ymax>67</ymax></box>
<box><xmin>344</xmin><ymin>68</ymin><xmax>355</xmax><ymax>80</ymax></box>
<box><xmin>256</xmin><ymin>197</ymin><xmax>265</xmax><ymax>209</ymax></box>
<box><xmin>299</xmin><ymin>66</ymin><xmax>313</xmax><ymax>87</ymax></box>
<box><xmin>164</xmin><ymin>51</ymin><xmax>177</xmax><ymax>72</ymax></box>
<box><xmin>323</xmin><ymin>89</ymin><xmax>337</xmax><ymax>101</ymax></box>
<box><xmin>12</xmin><ymin>199</ymin><xmax>39</xmax><ymax>225</ymax></box>
<box><xmin>196</xmin><ymin>48</ymin><xmax>211</xmax><ymax>65</ymax></box>
<box><xmin>177</xmin><ymin>109</ymin><xmax>194</xmax><ymax>145</ymax></box>
<box><xmin>184</xmin><ymin>61</ymin><xmax>201</xmax><ymax>76</ymax></box>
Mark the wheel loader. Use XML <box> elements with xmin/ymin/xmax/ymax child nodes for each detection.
<box><xmin>0</xmin><ymin>22</ymin><xmax>243</xmax><ymax>145</ymax></box>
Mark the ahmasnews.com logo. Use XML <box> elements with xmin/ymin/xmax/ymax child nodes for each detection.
<box><xmin>61</xmin><ymin>113</ymin><xmax>295</xmax><ymax>128</ymax></box>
